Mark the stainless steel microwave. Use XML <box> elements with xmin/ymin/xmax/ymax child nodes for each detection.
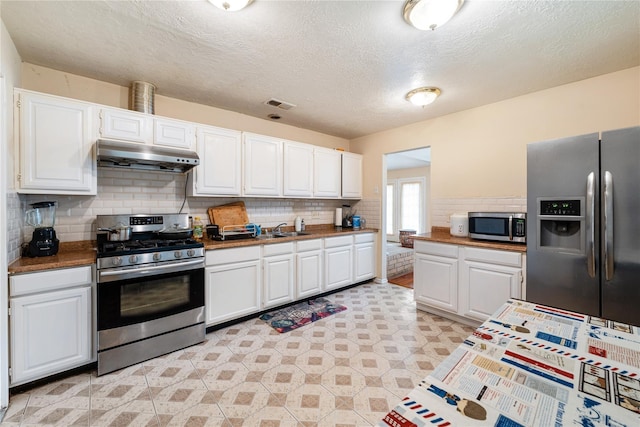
<box><xmin>468</xmin><ymin>212</ymin><xmax>526</xmax><ymax>243</ymax></box>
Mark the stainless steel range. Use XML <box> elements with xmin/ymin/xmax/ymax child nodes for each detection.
<box><xmin>96</xmin><ymin>213</ymin><xmax>205</xmax><ymax>376</ymax></box>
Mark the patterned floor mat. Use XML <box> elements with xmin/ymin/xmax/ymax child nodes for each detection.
<box><xmin>259</xmin><ymin>297</ymin><xmax>347</xmax><ymax>333</ymax></box>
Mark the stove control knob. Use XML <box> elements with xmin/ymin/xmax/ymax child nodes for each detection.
<box><xmin>112</xmin><ymin>257</ymin><xmax>122</xmax><ymax>266</ymax></box>
<box><xmin>187</xmin><ymin>249</ymin><xmax>196</xmax><ymax>257</ymax></box>
<box><xmin>174</xmin><ymin>251</ymin><xmax>183</xmax><ymax>259</ymax></box>
<box><xmin>129</xmin><ymin>255</ymin><xmax>138</xmax><ymax>264</ymax></box>
<box><xmin>153</xmin><ymin>253</ymin><xmax>162</xmax><ymax>262</ymax></box>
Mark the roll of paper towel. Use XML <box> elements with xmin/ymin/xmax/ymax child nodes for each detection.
<box><xmin>335</xmin><ymin>208</ymin><xmax>343</xmax><ymax>226</ymax></box>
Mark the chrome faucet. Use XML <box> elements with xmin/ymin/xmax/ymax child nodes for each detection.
<box><xmin>274</xmin><ymin>223</ymin><xmax>287</xmax><ymax>233</ymax></box>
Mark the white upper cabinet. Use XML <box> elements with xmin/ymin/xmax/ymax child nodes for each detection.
<box><xmin>342</xmin><ymin>152</ymin><xmax>363</xmax><ymax>199</ymax></box>
<box><xmin>283</xmin><ymin>141</ymin><xmax>314</xmax><ymax>197</ymax></box>
<box><xmin>98</xmin><ymin>108</ymin><xmax>152</xmax><ymax>144</ymax></box>
<box><xmin>98</xmin><ymin>107</ymin><xmax>195</xmax><ymax>150</ymax></box>
<box><xmin>243</xmin><ymin>133</ymin><xmax>283</xmax><ymax>197</ymax></box>
<box><xmin>15</xmin><ymin>89</ymin><xmax>97</xmax><ymax>195</ymax></box>
<box><xmin>154</xmin><ymin>118</ymin><xmax>196</xmax><ymax>150</ymax></box>
<box><xmin>313</xmin><ymin>147</ymin><xmax>341</xmax><ymax>198</ymax></box>
<box><xmin>190</xmin><ymin>125</ymin><xmax>242</xmax><ymax>196</ymax></box>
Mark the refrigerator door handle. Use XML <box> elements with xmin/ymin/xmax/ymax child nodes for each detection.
<box><xmin>586</xmin><ymin>172</ymin><xmax>596</xmax><ymax>278</ymax></box>
<box><xmin>604</xmin><ymin>171</ymin><xmax>614</xmax><ymax>280</ymax></box>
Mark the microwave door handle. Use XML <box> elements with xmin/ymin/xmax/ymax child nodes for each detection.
<box><xmin>604</xmin><ymin>171</ymin><xmax>614</xmax><ymax>280</ymax></box>
<box><xmin>508</xmin><ymin>216</ymin><xmax>513</xmax><ymax>240</ymax></box>
<box><xmin>586</xmin><ymin>172</ymin><xmax>596</xmax><ymax>278</ymax></box>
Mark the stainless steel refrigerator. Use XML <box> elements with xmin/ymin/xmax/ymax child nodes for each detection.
<box><xmin>526</xmin><ymin>126</ymin><xmax>640</xmax><ymax>326</ymax></box>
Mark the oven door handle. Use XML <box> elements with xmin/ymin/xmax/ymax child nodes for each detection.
<box><xmin>98</xmin><ymin>259</ymin><xmax>204</xmax><ymax>282</ymax></box>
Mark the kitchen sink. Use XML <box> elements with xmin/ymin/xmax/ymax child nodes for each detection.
<box><xmin>273</xmin><ymin>231</ymin><xmax>312</xmax><ymax>238</ymax></box>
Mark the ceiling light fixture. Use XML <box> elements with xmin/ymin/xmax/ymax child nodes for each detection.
<box><xmin>208</xmin><ymin>0</ymin><xmax>253</xmax><ymax>12</ymax></box>
<box><xmin>405</xmin><ymin>87</ymin><xmax>441</xmax><ymax>106</ymax></box>
<box><xmin>403</xmin><ymin>0</ymin><xmax>464</xmax><ymax>31</ymax></box>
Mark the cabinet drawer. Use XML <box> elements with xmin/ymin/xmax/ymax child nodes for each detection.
<box><xmin>462</xmin><ymin>247</ymin><xmax>521</xmax><ymax>267</ymax></box>
<box><xmin>324</xmin><ymin>235</ymin><xmax>353</xmax><ymax>248</ymax></box>
<box><xmin>263</xmin><ymin>242</ymin><xmax>294</xmax><ymax>257</ymax></box>
<box><xmin>414</xmin><ymin>240</ymin><xmax>458</xmax><ymax>258</ymax></box>
<box><xmin>297</xmin><ymin>238</ymin><xmax>323</xmax><ymax>252</ymax></box>
<box><xmin>10</xmin><ymin>266</ymin><xmax>92</xmax><ymax>297</ymax></box>
<box><xmin>206</xmin><ymin>246</ymin><xmax>261</xmax><ymax>266</ymax></box>
<box><xmin>354</xmin><ymin>233</ymin><xmax>374</xmax><ymax>244</ymax></box>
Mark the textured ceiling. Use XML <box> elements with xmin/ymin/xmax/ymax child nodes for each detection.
<box><xmin>2</xmin><ymin>0</ymin><xmax>639</xmax><ymax>139</ymax></box>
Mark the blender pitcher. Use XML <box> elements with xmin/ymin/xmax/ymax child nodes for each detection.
<box><xmin>26</xmin><ymin>201</ymin><xmax>57</xmax><ymax>228</ymax></box>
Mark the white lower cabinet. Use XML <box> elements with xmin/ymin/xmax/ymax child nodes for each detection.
<box><xmin>324</xmin><ymin>235</ymin><xmax>354</xmax><ymax>291</ymax></box>
<box><xmin>204</xmin><ymin>232</ymin><xmax>376</xmax><ymax>325</ymax></box>
<box><xmin>296</xmin><ymin>239</ymin><xmax>324</xmax><ymax>299</ymax></box>
<box><xmin>9</xmin><ymin>266</ymin><xmax>93</xmax><ymax>386</ymax></box>
<box><xmin>414</xmin><ymin>242</ymin><xmax>459</xmax><ymax>314</ymax></box>
<box><xmin>459</xmin><ymin>247</ymin><xmax>522</xmax><ymax>322</ymax></box>
<box><xmin>262</xmin><ymin>243</ymin><xmax>295</xmax><ymax>308</ymax></box>
<box><xmin>414</xmin><ymin>240</ymin><xmax>524</xmax><ymax>325</ymax></box>
<box><xmin>205</xmin><ymin>246</ymin><xmax>261</xmax><ymax>326</ymax></box>
<box><xmin>353</xmin><ymin>233</ymin><xmax>376</xmax><ymax>282</ymax></box>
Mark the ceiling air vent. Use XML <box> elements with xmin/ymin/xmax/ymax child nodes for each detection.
<box><xmin>265</xmin><ymin>98</ymin><xmax>296</xmax><ymax>110</ymax></box>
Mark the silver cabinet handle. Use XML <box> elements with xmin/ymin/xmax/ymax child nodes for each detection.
<box><xmin>586</xmin><ymin>172</ymin><xmax>596</xmax><ymax>278</ymax></box>
<box><xmin>604</xmin><ymin>171</ymin><xmax>614</xmax><ymax>280</ymax></box>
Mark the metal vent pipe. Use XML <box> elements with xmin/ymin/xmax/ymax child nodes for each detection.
<box><xmin>129</xmin><ymin>81</ymin><xmax>156</xmax><ymax>114</ymax></box>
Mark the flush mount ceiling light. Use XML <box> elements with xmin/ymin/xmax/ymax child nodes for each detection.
<box><xmin>403</xmin><ymin>0</ymin><xmax>464</xmax><ymax>31</ymax></box>
<box><xmin>406</xmin><ymin>87</ymin><xmax>441</xmax><ymax>106</ymax></box>
<box><xmin>208</xmin><ymin>0</ymin><xmax>253</xmax><ymax>12</ymax></box>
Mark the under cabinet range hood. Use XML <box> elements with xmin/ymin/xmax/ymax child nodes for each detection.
<box><xmin>96</xmin><ymin>139</ymin><xmax>199</xmax><ymax>173</ymax></box>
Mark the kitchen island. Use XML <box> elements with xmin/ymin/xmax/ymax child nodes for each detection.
<box><xmin>379</xmin><ymin>298</ymin><xmax>640</xmax><ymax>426</ymax></box>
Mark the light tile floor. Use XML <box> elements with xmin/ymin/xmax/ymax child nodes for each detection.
<box><xmin>1</xmin><ymin>282</ymin><xmax>475</xmax><ymax>426</ymax></box>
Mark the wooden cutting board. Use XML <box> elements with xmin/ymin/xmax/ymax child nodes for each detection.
<box><xmin>207</xmin><ymin>201</ymin><xmax>249</xmax><ymax>228</ymax></box>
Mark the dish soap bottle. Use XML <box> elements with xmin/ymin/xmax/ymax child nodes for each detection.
<box><xmin>301</xmin><ymin>219</ymin><xmax>306</xmax><ymax>231</ymax></box>
<box><xmin>193</xmin><ymin>216</ymin><xmax>204</xmax><ymax>241</ymax></box>
<box><xmin>295</xmin><ymin>216</ymin><xmax>302</xmax><ymax>232</ymax></box>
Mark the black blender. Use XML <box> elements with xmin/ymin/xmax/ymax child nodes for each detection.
<box><xmin>25</xmin><ymin>201</ymin><xmax>60</xmax><ymax>257</ymax></box>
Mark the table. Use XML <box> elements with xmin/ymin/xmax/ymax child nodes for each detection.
<box><xmin>379</xmin><ymin>299</ymin><xmax>640</xmax><ymax>427</ymax></box>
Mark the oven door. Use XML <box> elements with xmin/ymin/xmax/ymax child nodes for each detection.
<box><xmin>97</xmin><ymin>263</ymin><xmax>204</xmax><ymax>341</ymax></box>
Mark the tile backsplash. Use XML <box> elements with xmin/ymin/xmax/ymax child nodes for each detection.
<box><xmin>431</xmin><ymin>197</ymin><xmax>526</xmax><ymax>227</ymax></box>
<box><xmin>17</xmin><ymin>169</ymin><xmax>378</xmax><ymax>246</ymax></box>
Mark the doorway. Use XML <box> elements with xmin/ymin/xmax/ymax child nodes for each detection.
<box><xmin>383</xmin><ymin>147</ymin><xmax>431</xmax><ymax>283</ymax></box>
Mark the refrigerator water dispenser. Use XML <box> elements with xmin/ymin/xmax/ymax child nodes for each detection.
<box><xmin>537</xmin><ymin>198</ymin><xmax>584</xmax><ymax>253</ymax></box>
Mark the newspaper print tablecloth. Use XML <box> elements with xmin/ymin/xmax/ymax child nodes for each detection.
<box><xmin>379</xmin><ymin>299</ymin><xmax>640</xmax><ymax>427</ymax></box>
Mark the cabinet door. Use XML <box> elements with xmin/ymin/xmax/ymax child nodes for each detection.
<box><xmin>99</xmin><ymin>108</ymin><xmax>152</xmax><ymax>143</ymax></box>
<box><xmin>460</xmin><ymin>261</ymin><xmax>521</xmax><ymax>322</ymax></box>
<box><xmin>283</xmin><ymin>141</ymin><xmax>313</xmax><ymax>197</ymax></box>
<box><xmin>342</xmin><ymin>152</ymin><xmax>363</xmax><ymax>199</ymax></box>
<box><xmin>10</xmin><ymin>287</ymin><xmax>92</xmax><ymax>385</ymax></box>
<box><xmin>297</xmin><ymin>249</ymin><xmax>323</xmax><ymax>299</ymax></box>
<box><xmin>154</xmin><ymin>118</ymin><xmax>195</xmax><ymax>150</ymax></box>
<box><xmin>313</xmin><ymin>148</ymin><xmax>341</xmax><ymax>198</ymax></box>
<box><xmin>353</xmin><ymin>242</ymin><xmax>375</xmax><ymax>282</ymax></box>
<box><xmin>325</xmin><ymin>245</ymin><xmax>353</xmax><ymax>290</ymax></box>
<box><xmin>192</xmin><ymin>126</ymin><xmax>242</xmax><ymax>196</ymax></box>
<box><xmin>263</xmin><ymin>254</ymin><xmax>295</xmax><ymax>308</ymax></box>
<box><xmin>17</xmin><ymin>91</ymin><xmax>96</xmax><ymax>194</ymax></box>
<box><xmin>205</xmin><ymin>260</ymin><xmax>261</xmax><ymax>326</ymax></box>
<box><xmin>414</xmin><ymin>253</ymin><xmax>458</xmax><ymax>313</ymax></box>
<box><xmin>243</xmin><ymin>133</ymin><xmax>283</xmax><ymax>196</ymax></box>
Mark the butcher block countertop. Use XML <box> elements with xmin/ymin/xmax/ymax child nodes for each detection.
<box><xmin>412</xmin><ymin>227</ymin><xmax>526</xmax><ymax>253</ymax></box>
<box><xmin>8</xmin><ymin>226</ymin><xmax>378</xmax><ymax>274</ymax></box>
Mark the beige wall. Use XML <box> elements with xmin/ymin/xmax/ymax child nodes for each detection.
<box><xmin>351</xmin><ymin>67</ymin><xmax>640</xmax><ymax>201</ymax></box>
<box><xmin>20</xmin><ymin>63</ymin><xmax>349</xmax><ymax>150</ymax></box>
